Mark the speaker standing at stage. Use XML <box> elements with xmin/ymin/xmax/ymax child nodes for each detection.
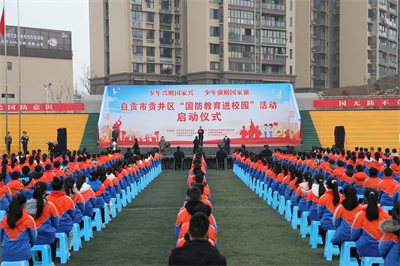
<box><xmin>158</xmin><ymin>136</ymin><xmax>167</xmax><ymax>156</ymax></box>
<box><xmin>198</xmin><ymin>126</ymin><xmax>204</xmax><ymax>146</ymax></box>
<box><xmin>112</xmin><ymin>126</ymin><xmax>119</xmax><ymax>148</ymax></box>
<box><xmin>21</xmin><ymin>131</ymin><xmax>29</xmax><ymax>154</ymax></box>
<box><xmin>5</xmin><ymin>132</ymin><xmax>12</xmax><ymax>154</ymax></box>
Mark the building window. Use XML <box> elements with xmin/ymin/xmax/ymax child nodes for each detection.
<box><xmin>132</xmin><ymin>11</ymin><xmax>142</xmax><ymax>21</ymax></box>
<box><xmin>7</xmin><ymin>62</ymin><xmax>12</xmax><ymax>70</ymax></box>
<box><xmin>160</xmin><ymin>64</ymin><xmax>173</xmax><ymax>74</ymax></box>
<box><xmin>289</xmin><ymin>33</ymin><xmax>292</xmax><ymax>43</ymax></box>
<box><xmin>210</xmin><ymin>43</ymin><xmax>220</xmax><ymax>54</ymax></box>
<box><xmin>229</xmin><ymin>44</ymin><xmax>254</xmax><ymax>58</ymax></box>
<box><xmin>228</xmin><ymin>0</ymin><xmax>254</xmax><ymax>7</ymax></box>
<box><xmin>228</xmin><ymin>27</ymin><xmax>240</xmax><ymax>41</ymax></box>
<box><xmin>228</xmin><ymin>9</ymin><xmax>254</xmax><ymax>25</ymax></box>
<box><xmin>146</xmin><ymin>47</ymin><xmax>155</xmax><ymax>56</ymax></box>
<box><xmin>261</xmin><ymin>30</ymin><xmax>286</xmax><ymax>44</ymax></box>
<box><xmin>160</xmin><ymin>31</ymin><xmax>173</xmax><ymax>44</ymax></box>
<box><xmin>147</xmin><ymin>63</ymin><xmax>155</xmax><ymax>73</ymax></box>
<box><xmin>146</xmin><ymin>12</ymin><xmax>154</xmax><ymax>23</ymax></box>
<box><xmin>133</xmin><ymin>63</ymin><xmax>143</xmax><ymax>73</ymax></box>
<box><xmin>132</xmin><ymin>0</ymin><xmax>142</xmax><ymax>4</ymax></box>
<box><xmin>210</xmin><ymin>62</ymin><xmax>220</xmax><ymax>72</ymax></box>
<box><xmin>175</xmin><ymin>32</ymin><xmax>180</xmax><ymax>40</ymax></box>
<box><xmin>159</xmin><ymin>0</ymin><xmax>171</xmax><ymax>10</ymax></box>
<box><xmin>290</xmin><ymin>66</ymin><xmax>292</xmax><ymax>75</ymax></box>
<box><xmin>289</xmin><ymin>49</ymin><xmax>292</xmax><ymax>59</ymax></box>
<box><xmin>290</xmin><ymin>17</ymin><xmax>292</xmax><ymax>27</ymax></box>
<box><xmin>146</xmin><ymin>30</ymin><xmax>154</xmax><ymax>40</ymax></box>
<box><xmin>160</xmin><ymin>47</ymin><xmax>173</xmax><ymax>58</ymax></box>
<box><xmin>132</xmin><ymin>28</ymin><xmax>143</xmax><ymax>38</ymax></box>
<box><xmin>229</xmin><ymin>62</ymin><xmax>255</xmax><ymax>72</ymax></box>
<box><xmin>314</xmin><ymin>80</ymin><xmax>325</xmax><ymax>87</ymax></box>
<box><xmin>210</xmin><ymin>9</ymin><xmax>219</xmax><ymax>19</ymax></box>
<box><xmin>160</xmin><ymin>13</ymin><xmax>173</xmax><ymax>24</ymax></box>
<box><xmin>210</xmin><ymin>26</ymin><xmax>219</xmax><ymax>37</ymax></box>
<box><xmin>242</xmin><ymin>28</ymin><xmax>254</xmax><ymax>42</ymax></box>
<box><xmin>145</xmin><ymin>0</ymin><xmax>154</xmax><ymax>8</ymax></box>
<box><xmin>133</xmin><ymin>46</ymin><xmax>143</xmax><ymax>56</ymax></box>
<box><xmin>210</xmin><ymin>79</ymin><xmax>220</xmax><ymax>84</ymax></box>
<box><xmin>290</xmin><ymin>1</ymin><xmax>292</xmax><ymax>10</ymax></box>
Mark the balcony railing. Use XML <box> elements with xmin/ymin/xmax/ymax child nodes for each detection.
<box><xmin>242</xmin><ymin>35</ymin><xmax>255</xmax><ymax>42</ymax></box>
<box><xmin>262</xmin><ymin>2</ymin><xmax>286</xmax><ymax>11</ymax></box>
<box><xmin>228</xmin><ymin>34</ymin><xmax>240</xmax><ymax>41</ymax></box>
<box><xmin>159</xmin><ymin>38</ymin><xmax>174</xmax><ymax>45</ymax></box>
<box><xmin>379</xmin><ymin>44</ymin><xmax>387</xmax><ymax>51</ymax></box>
<box><xmin>229</xmin><ymin>51</ymin><xmax>254</xmax><ymax>59</ymax></box>
<box><xmin>263</xmin><ymin>70</ymin><xmax>286</xmax><ymax>75</ymax></box>
<box><xmin>262</xmin><ymin>20</ymin><xmax>286</xmax><ymax>28</ymax></box>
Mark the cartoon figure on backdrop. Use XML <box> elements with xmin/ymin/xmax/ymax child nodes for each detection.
<box><xmin>240</xmin><ymin>126</ymin><xmax>248</xmax><ymax>139</ymax></box>
<box><xmin>269</xmin><ymin>123</ymin><xmax>274</xmax><ymax>137</ymax></box>
<box><xmin>255</xmin><ymin>126</ymin><xmax>262</xmax><ymax>138</ymax></box>
<box><xmin>248</xmin><ymin>120</ymin><xmax>262</xmax><ymax>138</ymax></box>
<box><xmin>264</xmin><ymin>124</ymin><xmax>269</xmax><ymax>137</ymax></box>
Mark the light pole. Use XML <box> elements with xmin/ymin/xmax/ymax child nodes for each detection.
<box><xmin>43</xmin><ymin>82</ymin><xmax>51</xmax><ymax>104</ymax></box>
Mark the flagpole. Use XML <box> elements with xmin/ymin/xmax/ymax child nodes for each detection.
<box><xmin>17</xmin><ymin>0</ymin><xmax>21</xmax><ymax>152</ymax></box>
<box><xmin>4</xmin><ymin>0</ymin><xmax>8</xmax><ymax>154</ymax></box>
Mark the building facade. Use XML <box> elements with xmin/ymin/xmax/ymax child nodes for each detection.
<box><xmin>295</xmin><ymin>0</ymin><xmax>398</xmax><ymax>91</ymax></box>
<box><xmin>89</xmin><ymin>0</ymin><xmax>297</xmax><ymax>94</ymax></box>
<box><xmin>0</xmin><ymin>26</ymin><xmax>73</xmax><ymax>103</ymax></box>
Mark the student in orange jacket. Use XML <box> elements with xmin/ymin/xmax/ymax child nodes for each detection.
<box><xmin>390</xmin><ymin>157</ymin><xmax>400</xmax><ymax>176</ymax></box>
<box><xmin>7</xmin><ymin>172</ymin><xmax>24</xmax><ymax>196</ymax></box>
<box><xmin>52</xmin><ymin>161</ymin><xmax>64</xmax><ymax>178</ymax></box>
<box><xmin>43</xmin><ymin>164</ymin><xmax>56</xmax><ymax>184</ymax></box>
<box><xmin>363</xmin><ymin>167</ymin><xmax>381</xmax><ymax>190</ymax></box>
<box><xmin>0</xmin><ymin>159</ymin><xmax>12</xmax><ymax>177</ymax></box>
<box><xmin>378</xmin><ymin>168</ymin><xmax>399</xmax><ymax>206</ymax></box>
<box><xmin>350</xmin><ymin>164</ymin><xmax>368</xmax><ymax>189</ymax></box>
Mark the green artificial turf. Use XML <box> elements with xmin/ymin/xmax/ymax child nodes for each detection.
<box><xmin>1</xmin><ymin>169</ymin><xmax>339</xmax><ymax>265</ymax></box>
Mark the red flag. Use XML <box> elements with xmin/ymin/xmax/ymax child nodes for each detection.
<box><xmin>0</xmin><ymin>7</ymin><xmax>4</xmax><ymax>37</ymax></box>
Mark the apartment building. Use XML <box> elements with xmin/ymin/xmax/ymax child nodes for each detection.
<box><xmin>295</xmin><ymin>0</ymin><xmax>398</xmax><ymax>90</ymax></box>
<box><xmin>89</xmin><ymin>0</ymin><xmax>296</xmax><ymax>94</ymax></box>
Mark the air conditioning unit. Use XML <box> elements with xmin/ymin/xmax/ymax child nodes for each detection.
<box><xmin>175</xmin><ymin>23</ymin><xmax>180</xmax><ymax>29</ymax></box>
<box><xmin>175</xmin><ymin>39</ymin><xmax>181</xmax><ymax>44</ymax></box>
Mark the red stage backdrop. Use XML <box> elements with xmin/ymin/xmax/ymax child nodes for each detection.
<box><xmin>98</xmin><ymin>84</ymin><xmax>301</xmax><ymax>147</ymax></box>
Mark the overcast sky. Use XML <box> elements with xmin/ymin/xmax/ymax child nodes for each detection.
<box><xmin>2</xmin><ymin>0</ymin><xmax>90</xmax><ymax>92</ymax></box>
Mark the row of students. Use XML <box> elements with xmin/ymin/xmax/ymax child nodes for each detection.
<box><xmin>233</xmin><ymin>148</ymin><xmax>399</xmax><ymax>265</ymax></box>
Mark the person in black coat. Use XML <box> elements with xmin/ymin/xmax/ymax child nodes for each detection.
<box><xmin>133</xmin><ymin>139</ymin><xmax>140</xmax><ymax>155</ymax></box>
<box><xmin>124</xmin><ymin>147</ymin><xmax>133</xmax><ymax>159</ymax></box>
<box><xmin>223</xmin><ymin>136</ymin><xmax>230</xmax><ymax>155</ymax></box>
<box><xmin>169</xmin><ymin>213</ymin><xmax>226</xmax><ymax>265</ymax></box>
<box><xmin>193</xmin><ymin>136</ymin><xmax>200</xmax><ymax>154</ymax></box>
<box><xmin>259</xmin><ymin>144</ymin><xmax>272</xmax><ymax>158</ymax></box>
<box><xmin>216</xmin><ymin>146</ymin><xmax>227</xmax><ymax>170</ymax></box>
<box><xmin>174</xmin><ymin>146</ymin><xmax>185</xmax><ymax>170</ymax></box>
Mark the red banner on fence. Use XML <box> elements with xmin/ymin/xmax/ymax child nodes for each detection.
<box><xmin>0</xmin><ymin>103</ymin><xmax>85</xmax><ymax>112</ymax></box>
<box><xmin>313</xmin><ymin>98</ymin><xmax>400</xmax><ymax>108</ymax></box>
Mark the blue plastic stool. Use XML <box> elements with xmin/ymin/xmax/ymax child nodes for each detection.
<box><xmin>291</xmin><ymin>206</ymin><xmax>301</xmax><ymax>229</ymax></box>
<box><xmin>31</xmin><ymin>244</ymin><xmax>52</xmax><ymax>266</ymax></box>
<box><xmin>258</xmin><ymin>181</ymin><xmax>264</xmax><ymax>198</ymax></box>
<box><xmin>267</xmin><ymin>188</ymin><xmax>273</xmax><ymax>205</ymax></box>
<box><xmin>339</xmin><ymin>241</ymin><xmax>358</xmax><ymax>266</ymax></box>
<box><xmin>309</xmin><ymin>220</ymin><xmax>323</xmax><ymax>248</ymax></box>
<box><xmin>110</xmin><ymin>198</ymin><xmax>117</xmax><ymax>218</ymax></box>
<box><xmin>71</xmin><ymin>223</ymin><xmax>82</xmax><ymax>251</ymax></box>
<box><xmin>272</xmin><ymin>191</ymin><xmax>279</xmax><ymax>209</ymax></box>
<box><xmin>382</xmin><ymin>206</ymin><xmax>392</xmax><ymax>214</ymax></box>
<box><xmin>103</xmin><ymin>203</ymin><xmax>110</xmax><ymax>224</ymax></box>
<box><xmin>251</xmin><ymin>178</ymin><xmax>256</xmax><ymax>191</ymax></box>
<box><xmin>0</xmin><ymin>210</ymin><xmax>6</xmax><ymax>222</ymax></box>
<box><xmin>130</xmin><ymin>183</ymin><xmax>136</xmax><ymax>199</ymax></box>
<box><xmin>278</xmin><ymin>195</ymin><xmax>286</xmax><ymax>215</ymax></box>
<box><xmin>285</xmin><ymin>200</ymin><xmax>292</xmax><ymax>221</ymax></box>
<box><xmin>263</xmin><ymin>185</ymin><xmax>268</xmax><ymax>201</ymax></box>
<box><xmin>300</xmin><ymin>211</ymin><xmax>311</xmax><ymax>238</ymax></box>
<box><xmin>255</xmin><ymin>179</ymin><xmax>260</xmax><ymax>194</ymax></box>
<box><xmin>126</xmin><ymin>186</ymin><xmax>132</xmax><ymax>203</ymax></box>
<box><xmin>92</xmin><ymin>208</ymin><xmax>103</xmax><ymax>231</ymax></box>
<box><xmin>361</xmin><ymin>257</ymin><xmax>384</xmax><ymax>266</ymax></box>
<box><xmin>55</xmin><ymin>233</ymin><xmax>69</xmax><ymax>264</ymax></box>
<box><xmin>324</xmin><ymin>230</ymin><xmax>340</xmax><ymax>260</ymax></box>
<box><xmin>121</xmin><ymin>190</ymin><xmax>127</xmax><ymax>207</ymax></box>
<box><xmin>1</xmin><ymin>261</ymin><xmax>29</xmax><ymax>266</ymax></box>
<box><xmin>80</xmin><ymin>216</ymin><xmax>93</xmax><ymax>241</ymax></box>
<box><xmin>116</xmin><ymin>194</ymin><xmax>122</xmax><ymax>212</ymax></box>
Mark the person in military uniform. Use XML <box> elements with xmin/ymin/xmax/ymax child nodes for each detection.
<box><xmin>21</xmin><ymin>131</ymin><xmax>29</xmax><ymax>154</ymax></box>
<box><xmin>5</xmin><ymin>131</ymin><xmax>12</xmax><ymax>154</ymax></box>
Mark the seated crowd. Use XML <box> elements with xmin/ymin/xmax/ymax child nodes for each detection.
<box><xmin>233</xmin><ymin>145</ymin><xmax>400</xmax><ymax>265</ymax></box>
<box><xmin>170</xmin><ymin>152</ymin><xmax>226</xmax><ymax>265</ymax></box>
<box><xmin>0</xmin><ymin>148</ymin><xmax>162</xmax><ymax>264</ymax></box>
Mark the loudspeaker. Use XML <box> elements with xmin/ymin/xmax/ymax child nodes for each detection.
<box><xmin>334</xmin><ymin>126</ymin><xmax>345</xmax><ymax>149</ymax></box>
<box><xmin>57</xmin><ymin>128</ymin><xmax>67</xmax><ymax>152</ymax></box>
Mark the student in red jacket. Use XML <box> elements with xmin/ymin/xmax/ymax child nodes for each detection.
<box><xmin>25</xmin><ymin>182</ymin><xmax>59</xmax><ymax>264</ymax></box>
<box><xmin>52</xmin><ymin>161</ymin><xmax>64</xmax><ymax>179</ymax></box>
<box><xmin>352</xmin><ymin>188</ymin><xmax>391</xmax><ymax>258</ymax></box>
<box><xmin>363</xmin><ymin>167</ymin><xmax>381</xmax><ymax>190</ymax></box>
<box><xmin>43</xmin><ymin>164</ymin><xmax>56</xmax><ymax>184</ymax></box>
<box><xmin>390</xmin><ymin>157</ymin><xmax>400</xmax><ymax>176</ymax></box>
<box><xmin>0</xmin><ymin>194</ymin><xmax>36</xmax><ymax>262</ymax></box>
<box><xmin>7</xmin><ymin>172</ymin><xmax>24</xmax><ymax>196</ymax></box>
<box><xmin>379</xmin><ymin>201</ymin><xmax>400</xmax><ymax>266</ymax></box>
<box><xmin>47</xmin><ymin>177</ymin><xmax>76</xmax><ymax>250</ymax></box>
<box><xmin>350</xmin><ymin>165</ymin><xmax>368</xmax><ymax>193</ymax></box>
<box><xmin>378</xmin><ymin>168</ymin><xmax>399</xmax><ymax>206</ymax></box>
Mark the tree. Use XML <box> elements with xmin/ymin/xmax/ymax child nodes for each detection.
<box><xmin>48</xmin><ymin>80</ymin><xmax>74</xmax><ymax>113</ymax></box>
<box><xmin>79</xmin><ymin>64</ymin><xmax>92</xmax><ymax>95</ymax></box>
